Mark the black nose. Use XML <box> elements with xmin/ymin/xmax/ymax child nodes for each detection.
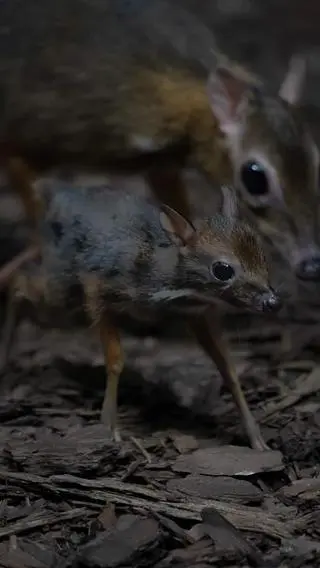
<box><xmin>297</xmin><ymin>257</ymin><xmax>320</xmax><ymax>281</ymax></box>
<box><xmin>261</xmin><ymin>292</ymin><xmax>282</xmax><ymax>313</ymax></box>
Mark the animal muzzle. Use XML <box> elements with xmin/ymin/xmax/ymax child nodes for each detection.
<box><xmin>259</xmin><ymin>290</ymin><xmax>282</xmax><ymax>313</ymax></box>
<box><xmin>296</xmin><ymin>255</ymin><xmax>320</xmax><ymax>281</ymax></box>
<box><xmin>219</xmin><ymin>287</ymin><xmax>283</xmax><ymax>314</ymax></box>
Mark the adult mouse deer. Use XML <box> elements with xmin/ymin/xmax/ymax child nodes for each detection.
<box><xmin>9</xmin><ymin>181</ymin><xmax>281</xmax><ymax>447</ymax></box>
<box><xmin>0</xmin><ymin>0</ymin><xmax>318</xmax><ymax>283</ymax></box>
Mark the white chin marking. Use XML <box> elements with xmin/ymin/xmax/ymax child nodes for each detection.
<box><xmin>130</xmin><ymin>135</ymin><xmax>163</xmax><ymax>152</ymax></box>
<box><xmin>151</xmin><ymin>289</ymin><xmax>193</xmax><ymax>303</ymax></box>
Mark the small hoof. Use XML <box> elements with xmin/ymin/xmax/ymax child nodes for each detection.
<box><xmin>251</xmin><ymin>435</ymin><xmax>270</xmax><ymax>452</ymax></box>
<box><xmin>113</xmin><ymin>428</ymin><xmax>122</xmax><ymax>443</ymax></box>
<box><xmin>101</xmin><ymin>422</ymin><xmax>122</xmax><ymax>443</ymax></box>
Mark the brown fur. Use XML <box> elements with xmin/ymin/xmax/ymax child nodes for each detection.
<box><xmin>240</xmin><ymin>93</ymin><xmax>318</xmax><ymax>249</ymax></box>
<box><xmin>0</xmin><ymin>0</ymin><xmax>317</xmax><ymax>285</ymax></box>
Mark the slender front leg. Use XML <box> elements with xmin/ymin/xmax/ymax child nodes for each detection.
<box><xmin>7</xmin><ymin>156</ymin><xmax>41</xmax><ymax>229</ymax></box>
<box><xmin>99</xmin><ymin>318</ymin><xmax>124</xmax><ymax>442</ymax></box>
<box><xmin>0</xmin><ymin>263</ymin><xmax>45</xmax><ymax>371</ymax></box>
<box><xmin>0</xmin><ymin>281</ymin><xmax>20</xmax><ymax>372</ymax></box>
<box><xmin>145</xmin><ymin>165</ymin><xmax>192</xmax><ymax>219</ymax></box>
<box><xmin>0</xmin><ymin>246</ymin><xmax>40</xmax><ymax>371</ymax></box>
<box><xmin>0</xmin><ymin>157</ymin><xmax>42</xmax><ymax>286</ymax></box>
<box><xmin>190</xmin><ymin>312</ymin><xmax>269</xmax><ymax>451</ymax></box>
<box><xmin>0</xmin><ymin>245</ymin><xmax>40</xmax><ymax>290</ymax></box>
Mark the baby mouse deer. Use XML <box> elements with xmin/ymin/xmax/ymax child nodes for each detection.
<box><xmin>9</xmin><ymin>181</ymin><xmax>281</xmax><ymax>447</ymax></box>
<box><xmin>0</xmin><ymin>0</ymin><xmax>318</xmax><ymax>286</ymax></box>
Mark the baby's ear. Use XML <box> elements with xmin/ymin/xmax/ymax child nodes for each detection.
<box><xmin>159</xmin><ymin>204</ymin><xmax>196</xmax><ymax>246</ymax></box>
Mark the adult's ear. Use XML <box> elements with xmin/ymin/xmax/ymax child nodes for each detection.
<box><xmin>207</xmin><ymin>65</ymin><xmax>249</xmax><ymax>133</ymax></box>
<box><xmin>278</xmin><ymin>55</ymin><xmax>306</xmax><ymax>106</ymax></box>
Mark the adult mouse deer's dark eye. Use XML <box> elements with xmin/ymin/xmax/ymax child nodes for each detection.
<box><xmin>211</xmin><ymin>261</ymin><xmax>235</xmax><ymax>282</ymax></box>
<box><xmin>240</xmin><ymin>160</ymin><xmax>268</xmax><ymax>196</ymax></box>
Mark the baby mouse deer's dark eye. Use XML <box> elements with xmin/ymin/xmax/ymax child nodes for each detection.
<box><xmin>240</xmin><ymin>160</ymin><xmax>268</xmax><ymax>196</ymax></box>
<box><xmin>211</xmin><ymin>261</ymin><xmax>235</xmax><ymax>282</ymax></box>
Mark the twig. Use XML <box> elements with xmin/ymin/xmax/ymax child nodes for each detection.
<box><xmin>0</xmin><ymin>469</ymin><xmax>292</xmax><ymax>539</ymax></box>
<box><xmin>259</xmin><ymin>367</ymin><xmax>320</xmax><ymax>422</ymax></box>
<box><xmin>35</xmin><ymin>407</ymin><xmax>101</xmax><ymax>417</ymax></box>
<box><xmin>50</xmin><ymin>473</ymin><xmax>168</xmax><ymax>501</ymax></box>
<box><xmin>85</xmin><ymin>492</ymin><xmax>291</xmax><ymax>539</ymax></box>
<box><xmin>0</xmin><ymin>507</ymin><xmax>86</xmax><ymax>540</ymax></box>
<box><xmin>151</xmin><ymin>511</ymin><xmax>195</xmax><ymax>544</ymax></box>
<box><xmin>130</xmin><ymin>436</ymin><xmax>152</xmax><ymax>463</ymax></box>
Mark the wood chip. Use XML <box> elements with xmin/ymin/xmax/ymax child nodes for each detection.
<box><xmin>0</xmin><ymin>507</ymin><xmax>86</xmax><ymax>540</ymax></box>
<box><xmin>172</xmin><ymin>446</ymin><xmax>284</xmax><ymax>477</ymax></box>
<box><xmin>169</xmin><ymin>433</ymin><xmax>199</xmax><ymax>454</ymax></box>
<box><xmin>280</xmin><ymin>536</ymin><xmax>320</xmax><ymax>556</ymax></box>
<box><xmin>201</xmin><ymin>507</ymin><xmax>264</xmax><ymax>565</ymax></box>
<box><xmin>0</xmin><ymin>545</ymin><xmax>46</xmax><ymax>568</ymax></box>
<box><xmin>168</xmin><ymin>539</ymin><xmax>214</xmax><ymax>566</ymax></box>
<box><xmin>76</xmin><ymin>517</ymin><xmax>161</xmax><ymax>568</ymax></box>
<box><xmin>260</xmin><ymin>367</ymin><xmax>320</xmax><ymax>422</ymax></box>
<box><xmin>5</xmin><ymin>425</ymin><xmax>118</xmax><ymax>476</ymax></box>
<box><xmin>280</xmin><ymin>478</ymin><xmax>320</xmax><ymax>500</ymax></box>
<box><xmin>167</xmin><ymin>474</ymin><xmax>263</xmax><ymax>504</ymax></box>
<box><xmin>96</xmin><ymin>503</ymin><xmax>117</xmax><ymax>531</ymax></box>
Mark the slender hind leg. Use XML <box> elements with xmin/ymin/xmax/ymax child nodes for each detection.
<box><xmin>99</xmin><ymin>317</ymin><xmax>124</xmax><ymax>443</ymax></box>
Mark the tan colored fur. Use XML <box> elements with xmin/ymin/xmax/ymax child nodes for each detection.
<box><xmin>0</xmin><ymin>0</ymin><xmax>317</xmax><ymax>282</ymax></box>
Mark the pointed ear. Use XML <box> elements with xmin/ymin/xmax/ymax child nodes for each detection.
<box><xmin>207</xmin><ymin>66</ymin><xmax>248</xmax><ymax>131</ymax></box>
<box><xmin>159</xmin><ymin>204</ymin><xmax>196</xmax><ymax>246</ymax></box>
<box><xmin>220</xmin><ymin>185</ymin><xmax>239</xmax><ymax>223</ymax></box>
<box><xmin>278</xmin><ymin>55</ymin><xmax>306</xmax><ymax>106</ymax></box>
